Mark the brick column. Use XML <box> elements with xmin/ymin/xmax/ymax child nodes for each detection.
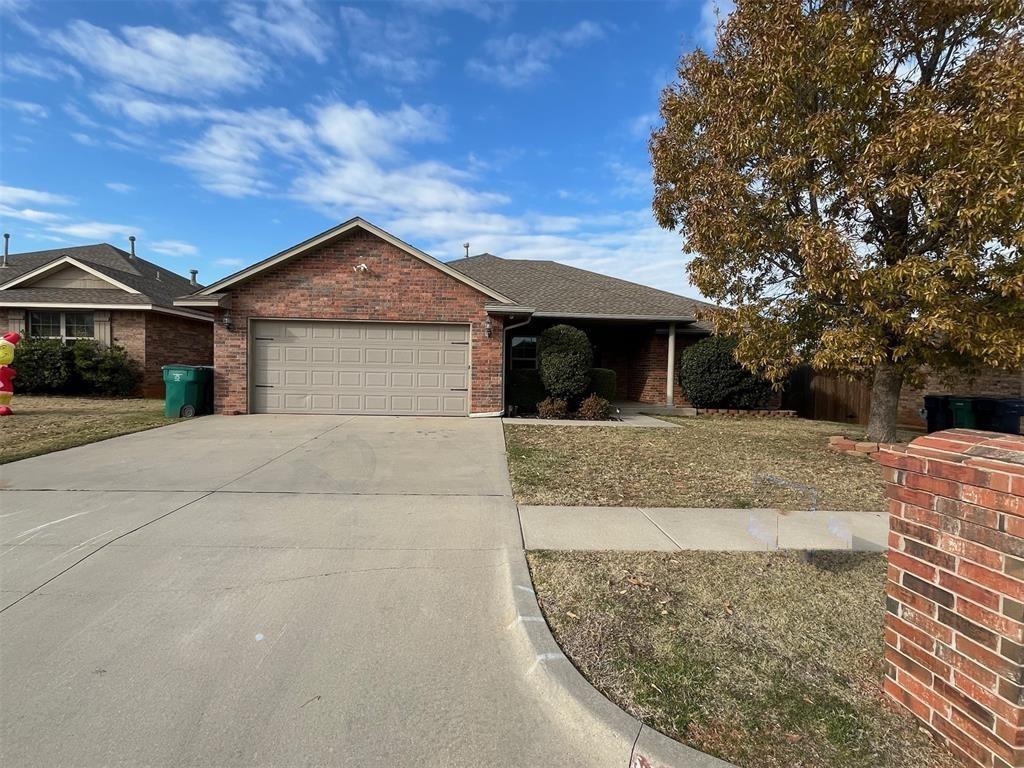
<box><xmin>877</xmin><ymin>429</ymin><xmax>1024</xmax><ymax>767</ymax></box>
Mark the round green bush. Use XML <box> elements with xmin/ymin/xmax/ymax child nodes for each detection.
<box><xmin>538</xmin><ymin>324</ymin><xmax>592</xmax><ymax>401</ymax></box>
<box><xmin>91</xmin><ymin>345</ymin><xmax>143</xmax><ymax>396</ymax></box>
<box><xmin>678</xmin><ymin>335</ymin><xmax>773</xmax><ymax>409</ymax></box>
<box><xmin>589</xmin><ymin>368</ymin><xmax>617</xmax><ymax>401</ymax></box>
<box><xmin>10</xmin><ymin>337</ymin><xmax>70</xmax><ymax>393</ymax></box>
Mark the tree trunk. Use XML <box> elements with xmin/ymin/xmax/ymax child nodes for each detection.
<box><xmin>867</xmin><ymin>358</ymin><xmax>904</xmax><ymax>443</ymax></box>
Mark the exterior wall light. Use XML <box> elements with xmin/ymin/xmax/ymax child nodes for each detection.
<box><xmin>485</xmin><ymin>317</ymin><xmax>493</xmax><ymax>338</ymax></box>
<box><xmin>222</xmin><ymin>312</ymin><xmax>234</xmax><ymax>331</ymax></box>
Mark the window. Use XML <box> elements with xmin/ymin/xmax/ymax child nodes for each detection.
<box><xmin>27</xmin><ymin>311</ymin><xmax>62</xmax><ymax>338</ymax></box>
<box><xmin>28</xmin><ymin>311</ymin><xmax>95</xmax><ymax>340</ymax></box>
<box><xmin>64</xmin><ymin>312</ymin><xmax>95</xmax><ymax>338</ymax></box>
<box><xmin>510</xmin><ymin>335</ymin><xmax>538</xmax><ymax>370</ymax></box>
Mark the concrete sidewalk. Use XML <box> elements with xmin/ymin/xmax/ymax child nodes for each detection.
<box><xmin>519</xmin><ymin>505</ymin><xmax>888</xmax><ymax>552</ymax></box>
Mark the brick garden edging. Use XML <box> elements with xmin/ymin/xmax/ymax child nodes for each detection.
<box><xmin>829</xmin><ymin>435</ymin><xmax>909</xmax><ymax>457</ymax></box>
<box><xmin>875</xmin><ymin>429</ymin><xmax>1024</xmax><ymax>767</ymax></box>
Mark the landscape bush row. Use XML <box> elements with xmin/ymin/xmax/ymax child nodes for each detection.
<box><xmin>12</xmin><ymin>337</ymin><xmax>143</xmax><ymax>397</ymax></box>
<box><xmin>509</xmin><ymin>324</ymin><xmax>616</xmax><ymax>420</ymax></box>
<box><xmin>509</xmin><ymin>325</ymin><xmax>772</xmax><ymax>416</ymax></box>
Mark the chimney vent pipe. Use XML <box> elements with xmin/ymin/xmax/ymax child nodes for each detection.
<box><xmin>128</xmin><ymin>235</ymin><xmax>136</xmax><ymax>258</ymax></box>
<box><xmin>189</xmin><ymin>269</ymin><xmax>198</xmax><ymax>287</ymax></box>
<box><xmin>2</xmin><ymin>233</ymin><xmax>8</xmax><ymax>268</ymax></box>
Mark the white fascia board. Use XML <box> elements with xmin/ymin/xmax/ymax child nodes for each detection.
<box><xmin>0</xmin><ymin>301</ymin><xmax>213</xmax><ymax>322</ymax></box>
<box><xmin>0</xmin><ymin>256</ymin><xmax>141</xmax><ymax>293</ymax></box>
<box><xmin>174</xmin><ymin>293</ymin><xmax>230</xmax><ymax>308</ymax></box>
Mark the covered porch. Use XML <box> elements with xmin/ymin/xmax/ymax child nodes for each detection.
<box><xmin>496</xmin><ymin>313</ymin><xmax>710</xmax><ymax>413</ymax></box>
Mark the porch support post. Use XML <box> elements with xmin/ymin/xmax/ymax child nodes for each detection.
<box><xmin>666</xmin><ymin>322</ymin><xmax>676</xmax><ymax>407</ymax></box>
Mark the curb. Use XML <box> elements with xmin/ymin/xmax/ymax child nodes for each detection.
<box><xmin>500</xmin><ymin>549</ymin><xmax>734</xmax><ymax>768</ymax></box>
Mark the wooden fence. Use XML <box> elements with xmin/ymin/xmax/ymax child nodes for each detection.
<box><xmin>782</xmin><ymin>367</ymin><xmax>872</xmax><ymax>425</ymax></box>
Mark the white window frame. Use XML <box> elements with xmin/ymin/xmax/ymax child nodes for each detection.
<box><xmin>27</xmin><ymin>310</ymin><xmax>96</xmax><ymax>341</ymax></box>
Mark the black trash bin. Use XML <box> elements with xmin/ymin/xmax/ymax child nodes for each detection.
<box><xmin>923</xmin><ymin>395</ymin><xmax>953</xmax><ymax>433</ymax></box>
<box><xmin>990</xmin><ymin>399</ymin><xmax>1024</xmax><ymax>435</ymax></box>
<box><xmin>971</xmin><ymin>397</ymin><xmax>1003</xmax><ymax>432</ymax></box>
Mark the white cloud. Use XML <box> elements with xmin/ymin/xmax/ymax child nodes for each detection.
<box><xmin>467</xmin><ymin>21</ymin><xmax>605</xmax><ymax>87</ymax></box>
<box><xmin>0</xmin><ymin>185</ymin><xmax>74</xmax><ymax>207</ymax></box>
<box><xmin>698</xmin><ymin>0</ymin><xmax>734</xmax><ymax>50</ymax></box>
<box><xmin>606</xmin><ymin>159</ymin><xmax>652</xmax><ymax>197</ymax></box>
<box><xmin>215</xmin><ymin>257</ymin><xmax>245</xmax><ymax>267</ymax></box>
<box><xmin>51</xmin><ymin>20</ymin><xmax>263</xmax><ymax>98</ymax></box>
<box><xmin>106</xmin><ymin>182</ymin><xmax>135</xmax><ymax>193</ymax></box>
<box><xmin>149</xmin><ymin>239</ymin><xmax>198</xmax><ymax>257</ymax></box>
<box><xmin>628</xmin><ymin>111</ymin><xmax>660</xmax><ymax>140</ymax></box>
<box><xmin>91</xmin><ymin>89</ymin><xmax>210</xmax><ymax>126</ymax></box>
<box><xmin>407</xmin><ymin>0</ymin><xmax>511</xmax><ymax>22</ymax></box>
<box><xmin>49</xmin><ymin>221</ymin><xmax>139</xmax><ymax>241</ymax></box>
<box><xmin>0</xmin><ymin>205</ymin><xmax>66</xmax><ymax>223</ymax></box>
<box><xmin>4</xmin><ymin>53</ymin><xmax>82</xmax><ymax>82</ymax></box>
<box><xmin>71</xmin><ymin>132</ymin><xmax>99</xmax><ymax>146</ymax></box>
<box><xmin>8</xmin><ymin>100</ymin><xmax>47</xmax><ymax>120</ymax></box>
<box><xmin>227</xmin><ymin>0</ymin><xmax>332</xmax><ymax>63</ymax></box>
<box><xmin>338</xmin><ymin>6</ymin><xmax>439</xmax><ymax>83</ymax></box>
<box><xmin>169</xmin><ymin>107</ymin><xmax>316</xmax><ymax>197</ymax></box>
<box><xmin>315</xmin><ymin>102</ymin><xmax>446</xmax><ymax>159</ymax></box>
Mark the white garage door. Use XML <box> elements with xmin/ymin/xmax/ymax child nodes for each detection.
<box><xmin>251</xmin><ymin>320</ymin><xmax>470</xmax><ymax>415</ymax></box>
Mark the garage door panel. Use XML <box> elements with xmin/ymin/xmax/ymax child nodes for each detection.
<box><xmin>311</xmin><ymin>371</ymin><xmax>334</xmax><ymax>386</ymax></box>
<box><xmin>338</xmin><ymin>348</ymin><xmax>361</xmax><ymax>363</ymax></box>
<box><xmin>338</xmin><ymin>371</ymin><xmax>362</xmax><ymax>388</ymax></box>
<box><xmin>252</xmin><ymin>321</ymin><xmax>471</xmax><ymax>416</ymax></box>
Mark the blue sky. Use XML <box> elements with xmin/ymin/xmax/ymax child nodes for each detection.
<box><xmin>0</xmin><ymin>0</ymin><xmax>725</xmax><ymax>298</ymax></box>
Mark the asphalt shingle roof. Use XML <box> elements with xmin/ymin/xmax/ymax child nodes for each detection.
<box><xmin>0</xmin><ymin>243</ymin><xmax>201</xmax><ymax>309</ymax></box>
<box><xmin>447</xmin><ymin>254</ymin><xmax>716</xmax><ymax>327</ymax></box>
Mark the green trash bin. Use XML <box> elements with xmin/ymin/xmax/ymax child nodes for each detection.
<box><xmin>949</xmin><ymin>396</ymin><xmax>976</xmax><ymax>429</ymax></box>
<box><xmin>162</xmin><ymin>365</ymin><xmax>212</xmax><ymax>418</ymax></box>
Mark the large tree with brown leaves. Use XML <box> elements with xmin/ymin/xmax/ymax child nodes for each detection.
<box><xmin>652</xmin><ymin>0</ymin><xmax>1024</xmax><ymax>441</ymax></box>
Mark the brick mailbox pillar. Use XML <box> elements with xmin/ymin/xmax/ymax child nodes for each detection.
<box><xmin>878</xmin><ymin>429</ymin><xmax>1024</xmax><ymax>767</ymax></box>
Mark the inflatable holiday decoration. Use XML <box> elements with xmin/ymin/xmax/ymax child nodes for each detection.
<box><xmin>0</xmin><ymin>331</ymin><xmax>21</xmax><ymax>416</ymax></box>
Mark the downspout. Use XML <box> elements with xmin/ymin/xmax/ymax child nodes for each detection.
<box><xmin>501</xmin><ymin>314</ymin><xmax>534</xmax><ymax>416</ymax></box>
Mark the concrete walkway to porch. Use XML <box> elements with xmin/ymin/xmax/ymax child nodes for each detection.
<box><xmin>519</xmin><ymin>505</ymin><xmax>888</xmax><ymax>552</ymax></box>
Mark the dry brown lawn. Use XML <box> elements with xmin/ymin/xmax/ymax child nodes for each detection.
<box><xmin>505</xmin><ymin>417</ymin><xmax>919</xmax><ymax>511</ymax></box>
<box><xmin>0</xmin><ymin>396</ymin><xmax>174</xmax><ymax>464</ymax></box>
<box><xmin>528</xmin><ymin>550</ymin><xmax>958</xmax><ymax>768</ymax></box>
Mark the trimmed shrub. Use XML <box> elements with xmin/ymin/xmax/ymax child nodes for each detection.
<box><xmin>678</xmin><ymin>335</ymin><xmax>773</xmax><ymax>409</ymax></box>
<box><xmin>537</xmin><ymin>396</ymin><xmax>568</xmax><ymax>420</ymax></box>
<box><xmin>508</xmin><ymin>368</ymin><xmax>546</xmax><ymax>413</ymax></box>
<box><xmin>578</xmin><ymin>393</ymin><xmax>612</xmax><ymax>421</ymax></box>
<box><xmin>69</xmin><ymin>338</ymin><xmax>102</xmax><ymax>393</ymax></box>
<box><xmin>538</xmin><ymin>324</ymin><xmax>592</xmax><ymax>401</ymax></box>
<box><xmin>589</xmin><ymin>368</ymin><xmax>617</xmax><ymax>401</ymax></box>
<box><xmin>11</xmin><ymin>337</ymin><xmax>70</xmax><ymax>393</ymax></box>
<box><xmin>90</xmin><ymin>345</ymin><xmax>143</xmax><ymax>396</ymax></box>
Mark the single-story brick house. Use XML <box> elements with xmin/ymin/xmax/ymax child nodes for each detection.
<box><xmin>0</xmin><ymin>241</ymin><xmax>214</xmax><ymax>396</ymax></box>
<box><xmin>174</xmin><ymin>217</ymin><xmax>713</xmax><ymax>416</ymax></box>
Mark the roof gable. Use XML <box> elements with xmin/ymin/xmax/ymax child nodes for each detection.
<box><xmin>0</xmin><ymin>243</ymin><xmax>202</xmax><ymax>310</ymax></box>
<box><xmin>0</xmin><ymin>256</ymin><xmax>141</xmax><ymax>293</ymax></box>
<box><xmin>189</xmin><ymin>217</ymin><xmax>515</xmax><ymax>304</ymax></box>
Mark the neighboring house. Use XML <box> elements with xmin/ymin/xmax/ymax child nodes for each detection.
<box><xmin>175</xmin><ymin>217</ymin><xmax>714</xmax><ymax>416</ymax></box>
<box><xmin>0</xmin><ymin>242</ymin><xmax>214</xmax><ymax>396</ymax></box>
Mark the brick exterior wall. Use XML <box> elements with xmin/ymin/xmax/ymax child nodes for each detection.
<box><xmin>110</xmin><ymin>310</ymin><xmax>213</xmax><ymax>397</ymax></box>
<box><xmin>142</xmin><ymin>312</ymin><xmax>214</xmax><ymax>397</ymax></box>
<box><xmin>877</xmin><ymin>430</ymin><xmax>1024</xmax><ymax>767</ymax></box>
<box><xmin>210</xmin><ymin>228</ymin><xmax>503</xmax><ymax>415</ymax></box>
<box><xmin>900</xmin><ymin>369</ymin><xmax>1024</xmax><ymax>428</ymax></box>
<box><xmin>627</xmin><ymin>331</ymin><xmax>693</xmax><ymax>405</ymax></box>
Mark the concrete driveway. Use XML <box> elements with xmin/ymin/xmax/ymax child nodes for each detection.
<box><xmin>0</xmin><ymin>416</ymin><xmax>628</xmax><ymax>767</ymax></box>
